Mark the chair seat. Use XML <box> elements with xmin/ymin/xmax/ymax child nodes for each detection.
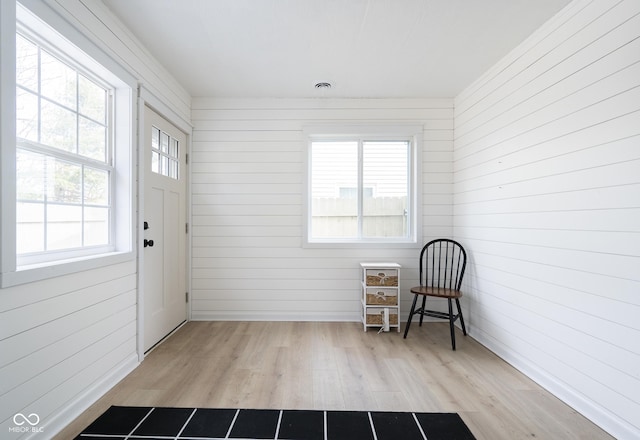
<box><xmin>410</xmin><ymin>286</ymin><xmax>462</xmax><ymax>299</ymax></box>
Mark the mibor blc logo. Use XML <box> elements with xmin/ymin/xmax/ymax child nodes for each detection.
<box><xmin>9</xmin><ymin>413</ymin><xmax>43</xmax><ymax>434</ymax></box>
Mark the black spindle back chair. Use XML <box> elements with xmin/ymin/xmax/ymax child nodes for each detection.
<box><xmin>404</xmin><ymin>239</ymin><xmax>468</xmax><ymax>350</ymax></box>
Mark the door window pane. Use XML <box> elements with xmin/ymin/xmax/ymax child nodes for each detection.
<box><xmin>152</xmin><ymin>126</ymin><xmax>160</xmax><ymax>149</ymax></box>
<box><xmin>151</xmin><ymin>151</ymin><xmax>160</xmax><ymax>173</ymax></box>
<box><xmin>161</xmin><ymin>155</ymin><xmax>169</xmax><ymax>176</ymax></box>
<box><xmin>169</xmin><ymin>159</ymin><xmax>179</xmax><ymax>179</ymax></box>
<box><xmin>151</xmin><ymin>125</ymin><xmax>180</xmax><ymax>179</ymax></box>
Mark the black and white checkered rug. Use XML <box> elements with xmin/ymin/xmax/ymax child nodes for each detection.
<box><xmin>76</xmin><ymin>406</ymin><xmax>476</xmax><ymax>439</ymax></box>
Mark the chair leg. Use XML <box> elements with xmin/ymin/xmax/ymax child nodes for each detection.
<box><xmin>403</xmin><ymin>294</ymin><xmax>419</xmax><ymax>338</ymax></box>
<box><xmin>448</xmin><ymin>298</ymin><xmax>456</xmax><ymax>350</ymax></box>
<box><xmin>418</xmin><ymin>296</ymin><xmax>427</xmax><ymax>326</ymax></box>
<box><xmin>456</xmin><ymin>298</ymin><xmax>467</xmax><ymax>336</ymax></box>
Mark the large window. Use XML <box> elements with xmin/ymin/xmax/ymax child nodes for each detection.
<box><xmin>306</xmin><ymin>128</ymin><xmax>421</xmax><ymax>246</ymax></box>
<box><xmin>16</xmin><ymin>32</ymin><xmax>112</xmax><ymax>262</ymax></box>
<box><xmin>0</xmin><ymin>1</ymin><xmax>134</xmax><ymax>286</ymax></box>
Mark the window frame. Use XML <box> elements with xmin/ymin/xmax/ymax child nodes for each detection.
<box><xmin>303</xmin><ymin>124</ymin><xmax>423</xmax><ymax>248</ymax></box>
<box><xmin>0</xmin><ymin>0</ymin><xmax>136</xmax><ymax>287</ymax></box>
<box><xmin>16</xmin><ymin>29</ymin><xmax>115</xmax><ymax>264</ymax></box>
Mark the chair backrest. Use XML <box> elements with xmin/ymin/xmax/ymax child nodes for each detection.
<box><xmin>419</xmin><ymin>239</ymin><xmax>467</xmax><ymax>290</ymax></box>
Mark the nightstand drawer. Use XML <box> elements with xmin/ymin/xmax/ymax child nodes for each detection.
<box><xmin>365</xmin><ymin>308</ymin><xmax>399</xmax><ymax>326</ymax></box>
<box><xmin>365</xmin><ymin>269</ymin><xmax>398</xmax><ymax>286</ymax></box>
<box><xmin>365</xmin><ymin>288</ymin><xmax>398</xmax><ymax>306</ymax></box>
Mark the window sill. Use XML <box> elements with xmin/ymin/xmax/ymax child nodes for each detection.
<box><xmin>303</xmin><ymin>239</ymin><xmax>420</xmax><ymax>249</ymax></box>
<box><xmin>0</xmin><ymin>250</ymin><xmax>135</xmax><ymax>288</ymax></box>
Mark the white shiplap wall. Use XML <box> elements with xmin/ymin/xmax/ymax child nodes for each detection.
<box><xmin>191</xmin><ymin>98</ymin><xmax>454</xmax><ymax>321</ymax></box>
<box><xmin>0</xmin><ymin>0</ymin><xmax>191</xmax><ymax>437</ymax></box>
<box><xmin>0</xmin><ymin>262</ymin><xmax>138</xmax><ymax>435</ymax></box>
<box><xmin>49</xmin><ymin>0</ymin><xmax>191</xmax><ymax>121</ymax></box>
<box><xmin>453</xmin><ymin>0</ymin><xmax>640</xmax><ymax>439</ymax></box>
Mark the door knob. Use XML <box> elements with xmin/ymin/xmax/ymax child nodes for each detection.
<box><xmin>144</xmin><ymin>239</ymin><xmax>154</xmax><ymax>247</ymax></box>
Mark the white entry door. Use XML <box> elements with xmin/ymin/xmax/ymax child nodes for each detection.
<box><xmin>143</xmin><ymin>105</ymin><xmax>187</xmax><ymax>352</ymax></box>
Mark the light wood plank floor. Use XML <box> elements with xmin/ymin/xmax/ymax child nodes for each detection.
<box><xmin>55</xmin><ymin>321</ymin><xmax>613</xmax><ymax>439</ymax></box>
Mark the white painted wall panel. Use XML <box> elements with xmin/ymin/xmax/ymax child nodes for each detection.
<box><xmin>191</xmin><ymin>98</ymin><xmax>454</xmax><ymax>321</ymax></box>
<box><xmin>0</xmin><ymin>261</ymin><xmax>138</xmax><ymax>435</ymax></box>
<box><xmin>51</xmin><ymin>0</ymin><xmax>191</xmax><ymax>122</ymax></box>
<box><xmin>1</xmin><ymin>0</ymin><xmax>190</xmax><ymax>437</ymax></box>
<box><xmin>454</xmin><ymin>1</ymin><xmax>640</xmax><ymax>438</ymax></box>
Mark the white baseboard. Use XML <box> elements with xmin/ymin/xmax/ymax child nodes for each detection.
<box><xmin>190</xmin><ymin>311</ymin><xmax>362</xmax><ymax>322</ymax></box>
<box><xmin>42</xmin><ymin>354</ymin><xmax>139</xmax><ymax>440</ymax></box>
<box><xmin>471</xmin><ymin>329</ymin><xmax>639</xmax><ymax>440</ymax></box>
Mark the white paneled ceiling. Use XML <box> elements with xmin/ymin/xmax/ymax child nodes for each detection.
<box><xmin>102</xmin><ymin>0</ymin><xmax>572</xmax><ymax>98</ymax></box>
